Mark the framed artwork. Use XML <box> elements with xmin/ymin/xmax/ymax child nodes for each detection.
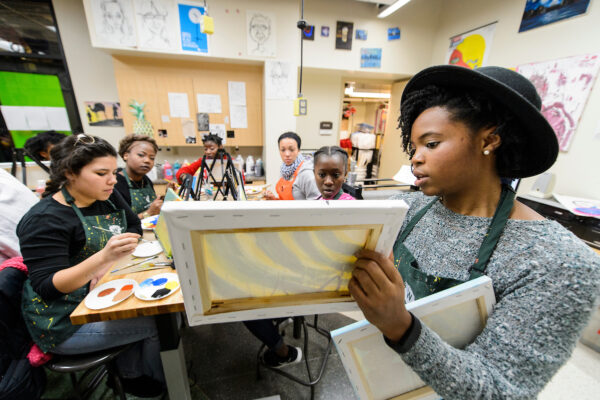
<box><xmin>356</xmin><ymin>29</ymin><xmax>367</xmax><ymax>40</ymax></box>
<box><xmin>321</xmin><ymin>26</ymin><xmax>330</xmax><ymax>37</ymax></box>
<box><xmin>360</xmin><ymin>48</ymin><xmax>382</xmax><ymax>68</ymax></box>
<box><xmin>387</xmin><ymin>27</ymin><xmax>400</xmax><ymax>41</ymax></box>
<box><xmin>162</xmin><ymin>200</ymin><xmax>408</xmax><ymax>325</ymax></box>
<box><xmin>302</xmin><ymin>25</ymin><xmax>315</xmax><ymax>40</ymax></box>
<box><xmin>332</xmin><ymin>276</ymin><xmax>495</xmax><ymax>400</ymax></box>
<box><xmin>84</xmin><ymin>101</ymin><xmax>123</xmax><ymax>126</ymax></box>
<box><xmin>336</xmin><ymin>21</ymin><xmax>354</xmax><ymax>50</ymax></box>
<box><xmin>447</xmin><ymin>22</ymin><xmax>496</xmax><ymax>70</ymax></box>
<box><xmin>519</xmin><ymin>0</ymin><xmax>591</xmax><ymax>33</ymax></box>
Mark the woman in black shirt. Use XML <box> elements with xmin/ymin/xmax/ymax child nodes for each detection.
<box><xmin>18</xmin><ymin>134</ymin><xmax>164</xmax><ymax>397</ymax></box>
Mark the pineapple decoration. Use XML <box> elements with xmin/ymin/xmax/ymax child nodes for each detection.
<box><xmin>129</xmin><ymin>100</ymin><xmax>154</xmax><ymax>137</ymax></box>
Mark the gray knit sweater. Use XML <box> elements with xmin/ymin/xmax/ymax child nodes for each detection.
<box><xmin>388</xmin><ymin>191</ymin><xmax>600</xmax><ymax>400</ymax></box>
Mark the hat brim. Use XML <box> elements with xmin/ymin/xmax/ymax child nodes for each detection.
<box><xmin>402</xmin><ymin>65</ymin><xmax>558</xmax><ymax>178</ymax></box>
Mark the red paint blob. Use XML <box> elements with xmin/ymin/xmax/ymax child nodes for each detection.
<box><xmin>98</xmin><ymin>288</ymin><xmax>116</xmax><ymax>297</ymax></box>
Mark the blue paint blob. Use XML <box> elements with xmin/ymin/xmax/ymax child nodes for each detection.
<box><xmin>140</xmin><ymin>278</ymin><xmax>153</xmax><ymax>287</ymax></box>
<box><xmin>152</xmin><ymin>278</ymin><xmax>168</xmax><ymax>286</ymax></box>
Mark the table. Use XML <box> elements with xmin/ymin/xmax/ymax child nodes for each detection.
<box><xmin>70</xmin><ymin>231</ymin><xmax>191</xmax><ymax>399</ymax></box>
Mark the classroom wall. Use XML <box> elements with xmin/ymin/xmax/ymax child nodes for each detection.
<box><xmin>429</xmin><ymin>0</ymin><xmax>600</xmax><ymax>199</ymax></box>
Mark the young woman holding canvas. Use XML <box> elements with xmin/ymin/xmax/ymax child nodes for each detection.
<box><xmin>350</xmin><ymin>66</ymin><xmax>600</xmax><ymax>399</ymax></box>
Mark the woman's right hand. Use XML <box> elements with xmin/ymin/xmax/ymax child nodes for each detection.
<box><xmin>100</xmin><ymin>233</ymin><xmax>140</xmax><ymax>264</ymax></box>
<box><xmin>264</xmin><ymin>190</ymin><xmax>278</xmax><ymax>200</ymax></box>
<box><xmin>147</xmin><ymin>198</ymin><xmax>164</xmax><ymax>215</ymax></box>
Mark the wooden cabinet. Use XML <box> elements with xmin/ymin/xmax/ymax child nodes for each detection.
<box><xmin>113</xmin><ymin>56</ymin><xmax>263</xmax><ymax>147</ymax></box>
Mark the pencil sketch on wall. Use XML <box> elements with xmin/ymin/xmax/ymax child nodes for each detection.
<box><xmin>247</xmin><ymin>10</ymin><xmax>276</xmax><ymax>57</ymax></box>
<box><xmin>134</xmin><ymin>0</ymin><xmax>178</xmax><ymax>50</ymax></box>
<box><xmin>91</xmin><ymin>0</ymin><xmax>137</xmax><ymax>47</ymax></box>
<box><xmin>265</xmin><ymin>60</ymin><xmax>297</xmax><ymax>100</ymax></box>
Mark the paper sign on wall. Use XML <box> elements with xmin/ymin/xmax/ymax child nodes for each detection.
<box><xmin>168</xmin><ymin>92</ymin><xmax>190</xmax><ymax>118</ymax></box>
<box><xmin>229</xmin><ymin>105</ymin><xmax>248</xmax><ymax>129</ymax></box>
<box><xmin>197</xmin><ymin>94</ymin><xmax>222</xmax><ymax>113</ymax></box>
<box><xmin>228</xmin><ymin>81</ymin><xmax>247</xmax><ymax>105</ymax></box>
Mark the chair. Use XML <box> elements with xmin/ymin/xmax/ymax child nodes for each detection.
<box><xmin>45</xmin><ymin>344</ymin><xmax>132</xmax><ymax>400</ymax></box>
<box><xmin>256</xmin><ymin>315</ymin><xmax>333</xmax><ymax>400</ymax></box>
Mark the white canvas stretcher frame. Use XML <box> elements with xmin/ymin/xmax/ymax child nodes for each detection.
<box><xmin>161</xmin><ymin>200</ymin><xmax>408</xmax><ymax>326</ymax></box>
<box><xmin>331</xmin><ymin>276</ymin><xmax>495</xmax><ymax>400</ymax></box>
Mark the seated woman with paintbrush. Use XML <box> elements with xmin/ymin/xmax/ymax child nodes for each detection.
<box><xmin>18</xmin><ymin>134</ymin><xmax>165</xmax><ymax>398</ymax></box>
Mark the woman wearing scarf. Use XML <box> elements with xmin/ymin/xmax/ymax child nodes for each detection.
<box><xmin>264</xmin><ymin>132</ymin><xmax>320</xmax><ymax>200</ymax></box>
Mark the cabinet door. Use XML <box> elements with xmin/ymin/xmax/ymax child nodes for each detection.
<box><xmin>154</xmin><ymin>73</ymin><xmax>195</xmax><ymax>147</ymax></box>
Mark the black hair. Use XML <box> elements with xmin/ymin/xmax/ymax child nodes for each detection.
<box><xmin>118</xmin><ymin>134</ymin><xmax>158</xmax><ymax>158</ymax></box>
<box><xmin>313</xmin><ymin>146</ymin><xmax>349</xmax><ymax>173</ymax></box>
<box><xmin>202</xmin><ymin>133</ymin><xmax>222</xmax><ymax>146</ymax></box>
<box><xmin>43</xmin><ymin>134</ymin><xmax>117</xmax><ymax>197</ymax></box>
<box><xmin>24</xmin><ymin>130</ymin><xmax>67</xmax><ymax>159</ymax></box>
<box><xmin>277</xmin><ymin>131</ymin><xmax>301</xmax><ymax>149</ymax></box>
<box><xmin>399</xmin><ymin>85</ymin><xmax>527</xmax><ymax>178</ymax></box>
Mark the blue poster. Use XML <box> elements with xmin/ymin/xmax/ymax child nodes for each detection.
<box><xmin>388</xmin><ymin>27</ymin><xmax>401</xmax><ymax>41</ymax></box>
<box><xmin>361</xmin><ymin>48</ymin><xmax>382</xmax><ymax>68</ymax></box>
<box><xmin>178</xmin><ymin>4</ymin><xmax>208</xmax><ymax>53</ymax></box>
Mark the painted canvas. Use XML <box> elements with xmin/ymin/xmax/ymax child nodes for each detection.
<box><xmin>447</xmin><ymin>23</ymin><xmax>496</xmax><ymax>69</ymax></box>
<box><xmin>332</xmin><ymin>276</ymin><xmax>495</xmax><ymax>400</ymax></box>
<box><xmin>336</xmin><ymin>21</ymin><xmax>354</xmax><ymax>50</ymax></box>
<box><xmin>84</xmin><ymin>101</ymin><xmax>124</xmax><ymax>126</ymax></box>
<box><xmin>302</xmin><ymin>25</ymin><xmax>315</xmax><ymax>40</ymax></box>
<box><xmin>387</xmin><ymin>27</ymin><xmax>400</xmax><ymax>41</ymax></box>
<box><xmin>517</xmin><ymin>53</ymin><xmax>600</xmax><ymax>151</ymax></box>
<box><xmin>321</xmin><ymin>26</ymin><xmax>330</xmax><ymax>37</ymax></box>
<box><xmin>356</xmin><ymin>29</ymin><xmax>368</xmax><ymax>40</ymax></box>
<box><xmin>361</xmin><ymin>48</ymin><xmax>382</xmax><ymax>68</ymax></box>
<box><xmin>178</xmin><ymin>3</ymin><xmax>208</xmax><ymax>53</ymax></box>
<box><xmin>247</xmin><ymin>11</ymin><xmax>276</xmax><ymax>57</ymax></box>
<box><xmin>519</xmin><ymin>0</ymin><xmax>591</xmax><ymax>33</ymax></box>
<box><xmin>134</xmin><ymin>0</ymin><xmax>179</xmax><ymax>50</ymax></box>
<box><xmin>161</xmin><ymin>200</ymin><xmax>408</xmax><ymax>325</ymax></box>
<box><xmin>91</xmin><ymin>0</ymin><xmax>137</xmax><ymax>47</ymax></box>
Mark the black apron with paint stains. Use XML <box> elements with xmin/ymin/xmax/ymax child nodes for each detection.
<box><xmin>123</xmin><ymin>171</ymin><xmax>156</xmax><ymax>215</ymax></box>
<box><xmin>21</xmin><ymin>187</ymin><xmax>127</xmax><ymax>353</ymax></box>
<box><xmin>393</xmin><ymin>185</ymin><xmax>515</xmax><ymax>302</ymax></box>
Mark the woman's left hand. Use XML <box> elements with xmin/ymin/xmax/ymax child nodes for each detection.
<box><xmin>147</xmin><ymin>198</ymin><xmax>163</xmax><ymax>215</ymax></box>
<box><xmin>349</xmin><ymin>249</ymin><xmax>413</xmax><ymax>342</ymax></box>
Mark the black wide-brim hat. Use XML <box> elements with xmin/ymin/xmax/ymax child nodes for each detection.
<box><xmin>401</xmin><ymin>65</ymin><xmax>559</xmax><ymax>178</ymax></box>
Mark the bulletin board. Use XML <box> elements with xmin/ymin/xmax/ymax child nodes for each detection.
<box><xmin>113</xmin><ymin>56</ymin><xmax>263</xmax><ymax>147</ymax></box>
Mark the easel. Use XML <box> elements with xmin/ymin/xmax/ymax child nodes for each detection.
<box><xmin>179</xmin><ymin>150</ymin><xmax>245</xmax><ymax>201</ymax></box>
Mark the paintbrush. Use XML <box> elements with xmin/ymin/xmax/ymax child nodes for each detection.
<box><xmin>93</xmin><ymin>226</ymin><xmax>152</xmax><ymax>242</ymax></box>
<box><xmin>110</xmin><ymin>255</ymin><xmax>158</xmax><ymax>274</ymax></box>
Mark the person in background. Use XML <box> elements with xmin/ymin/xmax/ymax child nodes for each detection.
<box><xmin>18</xmin><ymin>134</ymin><xmax>165</xmax><ymax>397</ymax></box>
<box><xmin>24</xmin><ymin>130</ymin><xmax>67</xmax><ymax>161</ymax></box>
<box><xmin>0</xmin><ymin>169</ymin><xmax>38</xmax><ymax>263</ymax></box>
<box><xmin>264</xmin><ymin>131</ymin><xmax>320</xmax><ymax>200</ymax></box>
<box><xmin>349</xmin><ymin>65</ymin><xmax>600</xmax><ymax>399</ymax></box>
<box><xmin>313</xmin><ymin>146</ymin><xmax>355</xmax><ymax>200</ymax></box>
<box><xmin>115</xmin><ymin>134</ymin><xmax>163</xmax><ymax>219</ymax></box>
<box><xmin>176</xmin><ymin>133</ymin><xmax>224</xmax><ymax>184</ymax></box>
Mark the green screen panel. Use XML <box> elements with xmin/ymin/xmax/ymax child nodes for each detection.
<box><xmin>0</xmin><ymin>71</ymin><xmax>66</xmax><ymax>107</ymax></box>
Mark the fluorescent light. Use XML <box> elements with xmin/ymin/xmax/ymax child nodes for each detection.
<box><xmin>345</xmin><ymin>87</ymin><xmax>390</xmax><ymax>99</ymax></box>
<box><xmin>377</xmin><ymin>0</ymin><xmax>411</xmax><ymax>18</ymax></box>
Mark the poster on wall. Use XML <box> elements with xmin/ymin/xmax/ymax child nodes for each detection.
<box><xmin>360</xmin><ymin>48</ymin><xmax>382</xmax><ymax>68</ymax></box>
<box><xmin>247</xmin><ymin>11</ymin><xmax>276</xmax><ymax>57</ymax></box>
<box><xmin>265</xmin><ymin>60</ymin><xmax>297</xmax><ymax>100</ymax></box>
<box><xmin>178</xmin><ymin>3</ymin><xmax>209</xmax><ymax>53</ymax></box>
<box><xmin>446</xmin><ymin>22</ymin><xmax>496</xmax><ymax>69</ymax></box>
<box><xmin>517</xmin><ymin>53</ymin><xmax>600</xmax><ymax>152</ymax></box>
<box><xmin>302</xmin><ymin>25</ymin><xmax>315</xmax><ymax>40</ymax></box>
<box><xmin>519</xmin><ymin>0</ymin><xmax>591</xmax><ymax>33</ymax></box>
<box><xmin>134</xmin><ymin>0</ymin><xmax>179</xmax><ymax>50</ymax></box>
<box><xmin>91</xmin><ymin>0</ymin><xmax>137</xmax><ymax>47</ymax></box>
<box><xmin>84</xmin><ymin>101</ymin><xmax>124</xmax><ymax>126</ymax></box>
<box><xmin>335</xmin><ymin>21</ymin><xmax>353</xmax><ymax>50</ymax></box>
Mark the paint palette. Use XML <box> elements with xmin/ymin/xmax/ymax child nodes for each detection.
<box><xmin>141</xmin><ymin>215</ymin><xmax>158</xmax><ymax>230</ymax></box>
<box><xmin>85</xmin><ymin>279</ymin><xmax>138</xmax><ymax>310</ymax></box>
<box><xmin>135</xmin><ymin>273</ymin><xmax>180</xmax><ymax>301</ymax></box>
<box><xmin>132</xmin><ymin>240</ymin><xmax>163</xmax><ymax>258</ymax></box>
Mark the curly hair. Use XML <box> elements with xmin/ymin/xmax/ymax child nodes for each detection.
<box><xmin>24</xmin><ymin>130</ymin><xmax>67</xmax><ymax>160</ymax></box>
<box><xmin>278</xmin><ymin>132</ymin><xmax>301</xmax><ymax>149</ymax></box>
<box><xmin>313</xmin><ymin>146</ymin><xmax>349</xmax><ymax>173</ymax></box>
<box><xmin>118</xmin><ymin>134</ymin><xmax>158</xmax><ymax>158</ymax></box>
<box><xmin>399</xmin><ymin>85</ymin><xmax>527</xmax><ymax>178</ymax></box>
<box><xmin>201</xmin><ymin>133</ymin><xmax>222</xmax><ymax>146</ymax></box>
<box><xmin>43</xmin><ymin>134</ymin><xmax>117</xmax><ymax>197</ymax></box>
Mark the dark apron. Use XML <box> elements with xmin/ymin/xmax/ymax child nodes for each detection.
<box><xmin>123</xmin><ymin>171</ymin><xmax>156</xmax><ymax>215</ymax></box>
<box><xmin>21</xmin><ymin>186</ymin><xmax>127</xmax><ymax>352</ymax></box>
<box><xmin>393</xmin><ymin>185</ymin><xmax>515</xmax><ymax>302</ymax></box>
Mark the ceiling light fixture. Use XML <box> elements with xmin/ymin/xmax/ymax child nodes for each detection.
<box><xmin>377</xmin><ymin>0</ymin><xmax>411</xmax><ymax>18</ymax></box>
<box><xmin>345</xmin><ymin>87</ymin><xmax>391</xmax><ymax>99</ymax></box>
